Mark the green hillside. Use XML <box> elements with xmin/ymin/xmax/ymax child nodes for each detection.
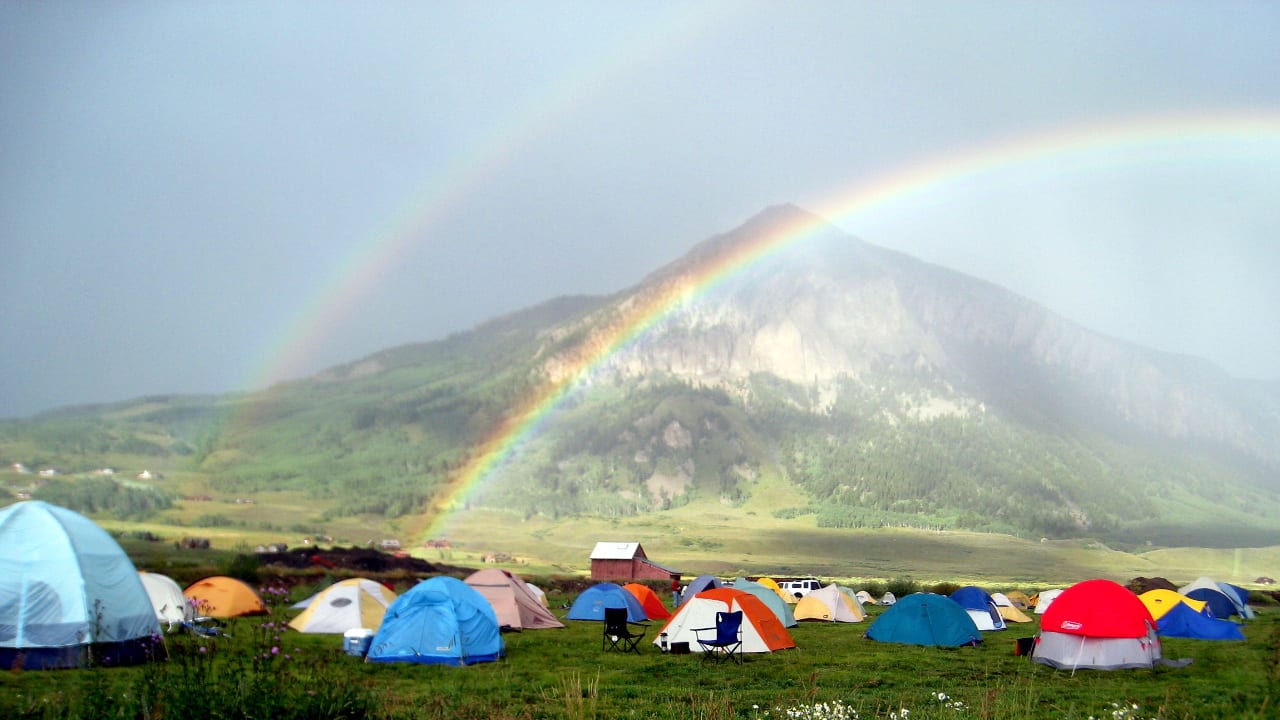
<box><xmin>3</xmin><ymin>306</ymin><xmax>1279</xmax><ymax>558</ymax></box>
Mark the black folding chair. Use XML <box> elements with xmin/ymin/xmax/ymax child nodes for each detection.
<box><xmin>693</xmin><ymin>610</ymin><xmax>743</xmax><ymax>664</ymax></box>
<box><xmin>603</xmin><ymin>607</ymin><xmax>647</xmax><ymax>653</ymax></box>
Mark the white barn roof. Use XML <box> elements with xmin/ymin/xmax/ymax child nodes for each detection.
<box><xmin>590</xmin><ymin>541</ymin><xmax>642</xmax><ymax>560</ymax></box>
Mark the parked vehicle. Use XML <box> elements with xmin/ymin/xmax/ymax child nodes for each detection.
<box><xmin>778</xmin><ymin>578</ymin><xmax>822</xmax><ymax>598</ymax></box>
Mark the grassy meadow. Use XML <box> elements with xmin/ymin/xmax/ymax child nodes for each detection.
<box><xmin>7</xmin><ymin>456</ymin><xmax>1279</xmax><ymax>718</ymax></box>
<box><xmin>1</xmin><ymin>583</ymin><xmax>1276</xmax><ymax>720</ymax></box>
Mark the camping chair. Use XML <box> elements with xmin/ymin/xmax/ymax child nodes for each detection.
<box><xmin>693</xmin><ymin>610</ymin><xmax>743</xmax><ymax>664</ymax></box>
<box><xmin>602</xmin><ymin>607</ymin><xmax>647</xmax><ymax>653</ymax></box>
<box><xmin>180</xmin><ymin>617</ymin><xmax>228</xmax><ymax>638</ymax></box>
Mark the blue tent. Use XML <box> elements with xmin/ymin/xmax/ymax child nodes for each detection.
<box><xmin>949</xmin><ymin>586</ymin><xmax>990</xmax><ymax>609</ymax></box>
<box><xmin>0</xmin><ymin>501</ymin><xmax>162</xmax><ymax>669</ymax></box>
<box><xmin>865</xmin><ymin>593</ymin><xmax>982</xmax><ymax>647</ymax></box>
<box><xmin>1156</xmin><ymin>603</ymin><xmax>1245</xmax><ymax>641</ymax></box>
<box><xmin>366</xmin><ymin>576</ymin><xmax>504</xmax><ymax>666</ymax></box>
<box><xmin>681</xmin><ymin>575</ymin><xmax>721</xmax><ymax>603</ymax></box>
<box><xmin>1218</xmin><ymin>583</ymin><xmax>1256</xmax><ymax>619</ymax></box>
<box><xmin>1184</xmin><ymin>588</ymin><xmax>1239</xmax><ymax>619</ymax></box>
<box><xmin>566</xmin><ymin>582</ymin><xmax>647</xmax><ymax>622</ymax></box>
<box><xmin>949</xmin><ymin>586</ymin><xmax>1006</xmax><ymax>631</ymax></box>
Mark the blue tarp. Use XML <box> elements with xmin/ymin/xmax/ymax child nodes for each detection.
<box><xmin>566</xmin><ymin>582</ymin><xmax>647</xmax><ymax>622</ymax></box>
<box><xmin>1156</xmin><ymin>603</ymin><xmax>1245</xmax><ymax>641</ymax></box>
<box><xmin>0</xmin><ymin>501</ymin><xmax>161</xmax><ymax>669</ymax></box>
<box><xmin>865</xmin><ymin>593</ymin><xmax>981</xmax><ymax>647</ymax></box>
<box><xmin>366</xmin><ymin>576</ymin><xmax>504</xmax><ymax>666</ymax></box>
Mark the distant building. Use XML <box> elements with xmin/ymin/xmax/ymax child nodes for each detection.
<box><xmin>11</xmin><ymin>463</ymin><xmax>30</xmax><ymax>474</ymax></box>
<box><xmin>379</xmin><ymin>539</ymin><xmax>401</xmax><ymax>551</ymax></box>
<box><xmin>589</xmin><ymin>541</ymin><xmax>681</xmax><ymax>582</ymax></box>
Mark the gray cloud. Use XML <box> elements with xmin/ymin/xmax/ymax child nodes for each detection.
<box><xmin>2</xmin><ymin>1</ymin><xmax>1277</xmax><ymax>417</ymax></box>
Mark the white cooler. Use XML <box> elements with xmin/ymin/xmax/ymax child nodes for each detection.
<box><xmin>343</xmin><ymin>628</ymin><xmax>374</xmax><ymax>657</ymax></box>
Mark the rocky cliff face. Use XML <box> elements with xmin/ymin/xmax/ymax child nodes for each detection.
<box><xmin>543</xmin><ymin>204</ymin><xmax>1279</xmax><ymax>465</ymax></box>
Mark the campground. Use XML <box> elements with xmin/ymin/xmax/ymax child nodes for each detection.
<box><xmin>2</xmin><ymin>582</ymin><xmax>1276</xmax><ymax>720</ymax></box>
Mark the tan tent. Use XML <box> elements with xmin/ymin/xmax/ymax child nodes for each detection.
<box><xmin>1032</xmin><ymin>588</ymin><xmax>1064</xmax><ymax>614</ymax></box>
<box><xmin>794</xmin><ymin>585</ymin><xmax>864</xmax><ymax>622</ymax></box>
<box><xmin>1002</xmin><ymin>590</ymin><xmax>1032</xmax><ymax>610</ymax></box>
<box><xmin>753</xmin><ymin>577</ymin><xmax>798</xmax><ymax>605</ymax></box>
<box><xmin>465</xmin><ymin>568</ymin><xmax>564</xmax><ymax>630</ymax></box>
<box><xmin>990</xmin><ymin>592</ymin><xmax>1033</xmax><ymax>623</ymax></box>
<box><xmin>288</xmin><ymin>578</ymin><xmax>396</xmax><ymax>633</ymax></box>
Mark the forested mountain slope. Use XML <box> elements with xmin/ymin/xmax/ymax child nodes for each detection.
<box><xmin>3</xmin><ymin>205</ymin><xmax>1277</xmax><ymax>547</ymax></box>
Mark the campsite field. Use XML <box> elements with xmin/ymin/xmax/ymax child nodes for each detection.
<box><xmin>1</xmin><ymin>589</ymin><xmax>1276</xmax><ymax>720</ymax></box>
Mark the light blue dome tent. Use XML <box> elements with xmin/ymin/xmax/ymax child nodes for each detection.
<box><xmin>366</xmin><ymin>576</ymin><xmax>504</xmax><ymax>666</ymax></box>
<box><xmin>0</xmin><ymin>501</ymin><xmax>162</xmax><ymax>669</ymax></box>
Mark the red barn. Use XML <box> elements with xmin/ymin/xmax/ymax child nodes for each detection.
<box><xmin>589</xmin><ymin>541</ymin><xmax>681</xmax><ymax>582</ymax></box>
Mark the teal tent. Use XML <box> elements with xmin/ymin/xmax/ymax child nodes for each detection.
<box><xmin>0</xmin><ymin>501</ymin><xmax>162</xmax><ymax>669</ymax></box>
<box><xmin>733</xmin><ymin>577</ymin><xmax>797</xmax><ymax>627</ymax></box>
<box><xmin>366</xmin><ymin>576</ymin><xmax>504</xmax><ymax>666</ymax></box>
<box><xmin>865</xmin><ymin>593</ymin><xmax>981</xmax><ymax>647</ymax></box>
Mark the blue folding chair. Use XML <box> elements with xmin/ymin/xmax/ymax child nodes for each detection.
<box><xmin>693</xmin><ymin>610</ymin><xmax>743</xmax><ymax>664</ymax></box>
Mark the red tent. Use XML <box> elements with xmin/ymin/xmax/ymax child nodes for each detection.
<box><xmin>623</xmin><ymin>582</ymin><xmax>671</xmax><ymax>619</ymax></box>
<box><xmin>1033</xmin><ymin>579</ymin><xmax>1164</xmax><ymax>670</ymax></box>
<box><xmin>1041</xmin><ymin>579</ymin><xmax>1154</xmax><ymax>638</ymax></box>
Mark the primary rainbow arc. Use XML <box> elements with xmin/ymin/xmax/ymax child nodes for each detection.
<box><xmin>418</xmin><ymin>109</ymin><xmax>1280</xmax><ymax>538</ymax></box>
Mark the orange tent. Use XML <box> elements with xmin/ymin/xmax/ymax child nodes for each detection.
<box><xmin>623</xmin><ymin>582</ymin><xmax>672</xmax><ymax>620</ymax></box>
<box><xmin>184</xmin><ymin>576</ymin><xmax>268</xmax><ymax>618</ymax></box>
<box><xmin>655</xmin><ymin>587</ymin><xmax>795</xmax><ymax>654</ymax></box>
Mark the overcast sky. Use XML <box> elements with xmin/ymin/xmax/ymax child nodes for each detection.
<box><xmin>3</xmin><ymin>1</ymin><xmax>1278</xmax><ymax>419</ymax></box>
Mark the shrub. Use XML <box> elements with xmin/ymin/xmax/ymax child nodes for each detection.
<box><xmin>220</xmin><ymin>553</ymin><xmax>262</xmax><ymax>584</ymax></box>
<box><xmin>929</xmin><ymin>581</ymin><xmax>961</xmax><ymax>596</ymax></box>
<box><xmin>885</xmin><ymin>576</ymin><xmax>920</xmax><ymax>599</ymax></box>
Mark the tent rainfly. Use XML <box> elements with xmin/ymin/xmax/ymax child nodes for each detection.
<box><xmin>466</xmin><ymin>569</ymin><xmax>565</xmax><ymax>630</ymax></box>
<box><xmin>0</xmin><ymin>501</ymin><xmax>162</xmax><ymax>669</ymax></box>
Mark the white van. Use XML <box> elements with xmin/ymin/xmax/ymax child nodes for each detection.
<box><xmin>778</xmin><ymin>578</ymin><xmax>822</xmax><ymax>598</ymax></box>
